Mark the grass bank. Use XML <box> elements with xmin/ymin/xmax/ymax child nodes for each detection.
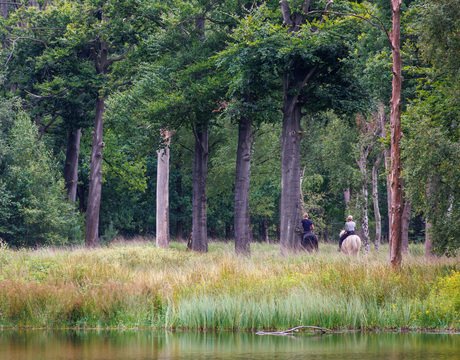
<box><xmin>0</xmin><ymin>240</ymin><xmax>458</xmax><ymax>331</ymax></box>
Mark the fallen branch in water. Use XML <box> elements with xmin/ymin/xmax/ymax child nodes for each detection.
<box><xmin>256</xmin><ymin>326</ymin><xmax>333</xmax><ymax>336</ymax></box>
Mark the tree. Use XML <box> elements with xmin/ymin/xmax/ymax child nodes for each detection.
<box><xmin>388</xmin><ymin>0</ymin><xmax>403</xmax><ymax>268</ymax></box>
<box><xmin>0</xmin><ymin>99</ymin><xmax>80</xmax><ymax>246</ymax></box>
<box><xmin>156</xmin><ymin>128</ymin><xmax>173</xmax><ymax>248</ymax></box>
<box><xmin>217</xmin><ymin>3</ymin><xmax>281</xmax><ymax>254</ymax></box>
<box><xmin>228</xmin><ymin>1</ymin><xmax>366</xmax><ymax>254</ymax></box>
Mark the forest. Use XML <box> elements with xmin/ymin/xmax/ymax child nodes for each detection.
<box><xmin>0</xmin><ymin>0</ymin><xmax>459</xmax><ymax>260</ymax></box>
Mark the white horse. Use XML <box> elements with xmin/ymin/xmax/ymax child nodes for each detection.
<box><xmin>339</xmin><ymin>230</ymin><xmax>361</xmax><ymax>256</ymax></box>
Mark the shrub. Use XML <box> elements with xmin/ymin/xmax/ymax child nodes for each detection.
<box><xmin>0</xmin><ymin>100</ymin><xmax>82</xmax><ymax>247</ymax></box>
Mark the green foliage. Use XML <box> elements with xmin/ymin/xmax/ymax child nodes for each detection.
<box><xmin>402</xmin><ymin>113</ymin><xmax>460</xmax><ymax>255</ymax></box>
<box><xmin>0</xmin><ymin>100</ymin><xmax>82</xmax><ymax>247</ymax></box>
<box><xmin>402</xmin><ymin>0</ymin><xmax>460</xmax><ymax>255</ymax></box>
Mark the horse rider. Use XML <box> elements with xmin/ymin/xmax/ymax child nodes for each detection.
<box><xmin>301</xmin><ymin>213</ymin><xmax>315</xmax><ymax>234</ymax></box>
<box><xmin>339</xmin><ymin>215</ymin><xmax>356</xmax><ymax>252</ymax></box>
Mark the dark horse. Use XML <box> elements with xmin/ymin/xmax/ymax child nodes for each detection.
<box><xmin>301</xmin><ymin>231</ymin><xmax>318</xmax><ymax>253</ymax></box>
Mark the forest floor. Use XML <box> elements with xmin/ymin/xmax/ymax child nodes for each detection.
<box><xmin>0</xmin><ymin>240</ymin><xmax>458</xmax><ymax>331</ymax></box>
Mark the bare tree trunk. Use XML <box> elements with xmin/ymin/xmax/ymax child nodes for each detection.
<box><xmin>280</xmin><ymin>90</ymin><xmax>303</xmax><ymax>255</ymax></box>
<box><xmin>357</xmin><ymin>148</ymin><xmax>370</xmax><ymax>252</ymax></box>
<box><xmin>85</xmin><ymin>95</ymin><xmax>105</xmax><ymax>247</ymax></box>
<box><xmin>389</xmin><ymin>0</ymin><xmax>403</xmax><ymax>269</ymax></box>
<box><xmin>191</xmin><ymin>130</ymin><xmax>208</xmax><ymax>252</ymax></box>
<box><xmin>156</xmin><ymin>128</ymin><xmax>173</xmax><ymax>248</ymax></box>
<box><xmin>372</xmin><ymin>151</ymin><xmax>383</xmax><ymax>251</ymax></box>
<box><xmin>234</xmin><ymin>112</ymin><xmax>253</xmax><ymax>256</ymax></box>
<box><xmin>63</xmin><ymin>128</ymin><xmax>82</xmax><ymax>203</ymax></box>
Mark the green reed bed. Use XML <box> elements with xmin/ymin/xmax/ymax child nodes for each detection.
<box><xmin>0</xmin><ymin>240</ymin><xmax>458</xmax><ymax>331</ymax></box>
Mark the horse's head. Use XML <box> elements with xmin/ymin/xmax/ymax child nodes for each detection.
<box><xmin>339</xmin><ymin>230</ymin><xmax>346</xmax><ymax>237</ymax></box>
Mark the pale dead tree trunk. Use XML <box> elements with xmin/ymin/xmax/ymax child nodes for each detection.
<box><xmin>63</xmin><ymin>128</ymin><xmax>82</xmax><ymax>203</ymax></box>
<box><xmin>279</xmin><ymin>0</ymin><xmax>319</xmax><ymax>255</ymax></box>
<box><xmin>356</xmin><ymin>145</ymin><xmax>370</xmax><ymax>252</ymax></box>
<box><xmin>85</xmin><ymin>94</ymin><xmax>105</xmax><ymax>247</ymax></box>
<box><xmin>389</xmin><ymin>0</ymin><xmax>403</xmax><ymax>268</ymax></box>
<box><xmin>234</xmin><ymin>111</ymin><xmax>253</xmax><ymax>256</ymax></box>
<box><xmin>372</xmin><ymin>151</ymin><xmax>383</xmax><ymax>251</ymax></box>
<box><xmin>156</xmin><ymin>128</ymin><xmax>173</xmax><ymax>249</ymax></box>
<box><xmin>191</xmin><ymin>129</ymin><xmax>208</xmax><ymax>252</ymax></box>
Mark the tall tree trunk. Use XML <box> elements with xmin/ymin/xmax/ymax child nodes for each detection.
<box><xmin>278</xmin><ymin>1</ymin><xmax>318</xmax><ymax>254</ymax></box>
<box><xmin>280</xmin><ymin>92</ymin><xmax>303</xmax><ymax>255</ymax></box>
<box><xmin>191</xmin><ymin>130</ymin><xmax>208</xmax><ymax>252</ymax></box>
<box><xmin>63</xmin><ymin>128</ymin><xmax>82</xmax><ymax>203</ymax></box>
<box><xmin>372</xmin><ymin>151</ymin><xmax>383</xmax><ymax>251</ymax></box>
<box><xmin>85</xmin><ymin>95</ymin><xmax>105</xmax><ymax>247</ymax></box>
<box><xmin>357</xmin><ymin>148</ymin><xmax>370</xmax><ymax>252</ymax></box>
<box><xmin>234</xmin><ymin>113</ymin><xmax>253</xmax><ymax>256</ymax></box>
<box><xmin>389</xmin><ymin>0</ymin><xmax>403</xmax><ymax>268</ymax></box>
<box><xmin>156</xmin><ymin>128</ymin><xmax>173</xmax><ymax>248</ymax></box>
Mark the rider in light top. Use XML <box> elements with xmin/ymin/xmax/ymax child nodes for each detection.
<box><xmin>339</xmin><ymin>215</ymin><xmax>356</xmax><ymax>251</ymax></box>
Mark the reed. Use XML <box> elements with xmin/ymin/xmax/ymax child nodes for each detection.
<box><xmin>0</xmin><ymin>239</ymin><xmax>458</xmax><ymax>331</ymax></box>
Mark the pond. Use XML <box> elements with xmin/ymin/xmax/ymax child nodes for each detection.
<box><xmin>0</xmin><ymin>330</ymin><xmax>458</xmax><ymax>360</ymax></box>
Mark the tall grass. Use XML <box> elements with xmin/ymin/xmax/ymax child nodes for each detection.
<box><xmin>0</xmin><ymin>239</ymin><xmax>458</xmax><ymax>331</ymax></box>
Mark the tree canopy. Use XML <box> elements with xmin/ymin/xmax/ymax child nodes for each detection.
<box><xmin>0</xmin><ymin>0</ymin><xmax>458</xmax><ymax>257</ymax></box>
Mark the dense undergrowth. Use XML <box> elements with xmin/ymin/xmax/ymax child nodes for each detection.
<box><xmin>0</xmin><ymin>239</ymin><xmax>458</xmax><ymax>331</ymax></box>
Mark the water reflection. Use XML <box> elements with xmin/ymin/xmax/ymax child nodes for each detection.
<box><xmin>0</xmin><ymin>330</ymin><xmax>458</xmax><ymax>360</ymax></box>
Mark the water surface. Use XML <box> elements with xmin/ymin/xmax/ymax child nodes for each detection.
<box><xmin>0</xmin><ymin>330</ymin><xmax>458</xmax><ymax>359</ymax></box>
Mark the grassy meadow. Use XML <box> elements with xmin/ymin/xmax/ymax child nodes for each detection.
<box><xmin>0</xmin><ymin>239</ymin><xmax>458</xmax><ymax>331</ymax></box>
